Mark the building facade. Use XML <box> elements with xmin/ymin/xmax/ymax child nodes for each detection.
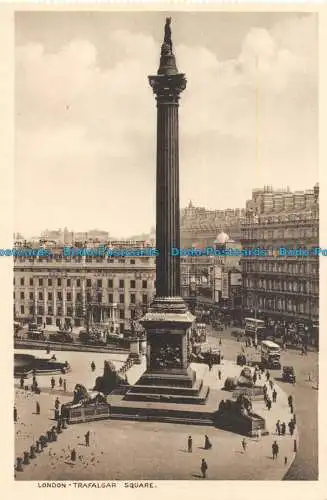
<box><xmin>13</xmin><ymin>241</ymin><xmax>156</xmax><ymax>333</ymax></box>
<box><xmin>180</xmin><ymin>201</ymin><xmax>245</xmax><ymax>248</ymax></box>
<box><xmin>241</xmin><ymin>184</ymin><xmax>319</xmax><ymax>327</ymax></box>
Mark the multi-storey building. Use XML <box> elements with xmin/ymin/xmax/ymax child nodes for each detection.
<box><xmin>13</xmin><ymin>241</ymin><xmax>156</xmax><ymax>333</ymax></box>
<box><xmin>241</xmin><ymin>184</ymin><xmax>319</xmax><ymax>328</ymax></box>
<box><xmin>180</xmin><ymin>201</ymin><xmax>245</xmax><ymax>247</ymax></box>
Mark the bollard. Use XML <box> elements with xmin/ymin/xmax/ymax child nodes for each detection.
<box><xmin>35</xmin><ymin>441</ymin><xmax>41</xmax><ymax>453</ymax></box>
<box><xmin>52</xmin><ymin>430</ymin><xmax>57</xmax><ymax>442</ymax></box>
<box><xmin>62</xmin><ymin>418</ymin><xmax>67</xmax><ymax>429</ymax></box>
<box><xmin>293</xmin><ymin>439</ymin><xmax>297</xmax><ymax>453</ymax></box>
<box><xmin>16</xmin><ymin>457</ymin><xmax>23</xmax><ymax>472</ymax></box>
<box><xmin>30</xmin><ymin>445</ymin><xmax>36</xmax><ymax>459</ymax></box>
<box><xmin>23</xmin><ymin>451</ymin><xmax>30</xmax><ymax>465</ymax></box>
<box><xmin>71</xmin><ymin>449</ymin><xmax>76</xmax><ymax>461</ymax></box>
<box><xmin>47</xmin><ymin>430</ymin><xmax>52</xmax><ymax>442</ymax></box>
<box><xmin>57</xmin><ymin>421</ymin><xmax>62</xmax><ymax>434</ymax></box>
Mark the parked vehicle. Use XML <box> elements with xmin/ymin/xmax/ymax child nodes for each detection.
<box><xmin>27</xmin><ymin>322</ymin><xmax>45</xmax><ymax>340</ymax></box>
<box><xmin>282</xmin><ymin>365</ymin><xmax>296</xmax><ymax>383</ymax></box>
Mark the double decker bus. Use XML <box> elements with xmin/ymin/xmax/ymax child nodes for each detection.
<box><xmin>244</xmin><ymin>317</ymin><xmax>266</xmax><ymax>341</ymax></box>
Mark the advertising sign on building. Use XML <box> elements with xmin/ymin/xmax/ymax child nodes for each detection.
<box><xmin>231</xmin><ymin>272</ymin><xmax>242</xmax><ymax>287</ymax></box>
<box><xmin>221</xmin><ymin>272</ymin><xmax>229</xmax><ymax>299</ymax></box>
<box><xmin>215</xmin><ymin>267</ymin><xmax>222</xmax><ymax>292</ymax></box>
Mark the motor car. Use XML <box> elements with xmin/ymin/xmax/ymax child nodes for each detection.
<box><xmin>282</xmin><ymin>365</ymin><xmax>296</xmax><ymax>383</ymax></box>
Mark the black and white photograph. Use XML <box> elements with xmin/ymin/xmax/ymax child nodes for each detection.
<box><xmin>12</xmin><ymin>10</ymin><xmax>319</xmax><ymax>482</ymax></box>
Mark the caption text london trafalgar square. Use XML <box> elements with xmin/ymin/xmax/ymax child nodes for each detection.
<box><xmin>13</xmin><ymin>12</ymin><xmax>318</xmax><ymax>482</ymax></box>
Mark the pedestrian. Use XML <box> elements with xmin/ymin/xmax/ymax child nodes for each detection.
<box><xmin>241</xmin><ymin>438</ymin><xmax>247</xmax><ymax>452</ymax></box>
<box><xmin>253</xmin><ymin>373</ymin><xmax>257</xmax><ymax>385</ymax></box>
<box><xmin>272</xmin><ymin>389</ymin><xmax>277</xmax><ymax>403</ymax></box>
<box><xmin>204</xmin><ymin>435</ymin><xmax>212</xmax><ymax>450</ymax></box>
<box><xmin>288</xmin><ymin>395</ymin><xmax>293</xmax><ymax>407</ymax></box>
<box><xmin>266</xmin><ymin>399</ymin><xmax>272</xmax><ymax>411</ymax></box>
<box><xmin>36</xmin><ymin>401</ymin><xmax>40</xmax><ymax>415</ymax></box>
<box><xmin>71</xmin><ymin>448</ymin><xmax>76</xmax><ymax>462</ymax></box>
<box><xmin>266</xmin><ymin>371</ymin><xmax>270</xmax><ymax>381</ymax></box>
<box><xmin>63</xmin><ymin>379</ymin><xmax>67</xmax><ymax>392</ymax></box>
<box><xmin>91</xmin><ymin>361</ymin><xmax>96</xmax><ymax>371</ymax></box>
<box><xmin>20</xmin><ymin>376</ymin><xmax>24</xmax><ymax>389</ymax></box>
<box><xmin>284</xmin><ymin>456</ymin><xmax>288</xmax><ymax>466</ymax></box>
<box><xmin>85</xmin><ymin>431</ymin><xmax>90</xmax><ymax>447</ymax></box>
<box><xmin>201</xmin><ymin>458</ymin><xmax>208</xmax><ymax>478</ymax></box>
<box><xmin>188</xmin><ymin>435</ymin><xmax>192</xmax><ymax>453</ymax></box>
<box><xmin>269</xmin><ymin>380</ymin><xmax>273</xmax><ymax>390</ymax></box>
<box><xmin>218</xmin><ymin>370</ymin><xmax>221</xmax><ymax>380</ymax></box>
<box><xmin>281</xmin><ymin>422</ymin><xmax>286</xmax><ymax>436</ymax></box>
<box><xmin>292</xmin><ymin>414</ymin><xmax>297</xmax><ymax>426</ymax></box>
<box><xmin>290</xmin><ymin>403</ymin><xmax>294</xmax><ymax>414</ymax></box>
<box><xmin>14</xmin><ymin>406</ymin><xmax>17</xmax><ymax>422</ymax></box>
<box><xmin>276</xmin><ymin>420</ymin><xmax>280</xmax><ymax>435</ymax></box>
<box><xmin>208</xmin><ymin>360</ymin><xmax>212</xmax><ymax>372</ymax></box>
<box><xmin>51</xmin><ymin>377</ymin><xmax>55</xmax><ymax>389</ymax></box>
<box><xmin>257</xmin><ymin>428</ymin><xmax>261</xmax><ymax>441</ymax></box>
<box><xmin>54</xmin><ymin>397</ymin><xmax>60</xmax><ymax>410</ymax></box>
<box><xmin>272</xmin><ymin>441</ymin><xmax>279</xmax><ymax>459</ymax></box>
<box><xmin>59</xmin><ymin>377</ymin><xmax>63</xmax><ymax>388</ymax></box>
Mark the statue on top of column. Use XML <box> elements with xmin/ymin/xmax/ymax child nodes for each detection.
<box><xmin>161</xmin><ymin>17</ymin><xmax>173</xmax><ymax>56</ymax></box>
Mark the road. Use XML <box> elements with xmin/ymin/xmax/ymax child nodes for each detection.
<box><xmin>207</xmin><ymin>326</ymin><xmax>318</xmax><ymax>480</ymax></box>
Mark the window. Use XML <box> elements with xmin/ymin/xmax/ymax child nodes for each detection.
<box><xmin>119</xmin><ymin>294</ymin><xmax>124</xmax><ymax>304</ymax></box>
<box><xmin>20</xmin><ymin>278</ymin><xmax>24</xmax><ymax>286</ymax></box>
<box><xmin>130</xmin><ymin>259</ymin><xmax>135</xmax><ymax>264</ymax></box>
<box><xmin>67</xmin><ymin>279</ymin><xmax>71</xmax><ymax>287</ymax></box>
<box><xmin>76</xmin><ymin>293</ymin><xmax>82</xmax><ymax>302</ymax></box>
<box><xmin>57</xmin><ymin>292</ymin><xmax>62</xmax><ymax>300</ymax></box>
<box><xmin>130</xmin><ymin>294</ymin><xmax>136</xmax><ymax>304</ymax></box>
<box><xmin>108</xmin><ymin>279</ymin><xmax>113</xmax><ymax>288</ymax></box>
<box><xmin>48</xmin><ymin>306</ymin><xmax>53</xmax><ymax>315</ymax></box>
<box><xmin>119</xmin><ymin>310</ymin><xmax>125</xmax><ymax>320</ymax></box>
<box><xmin>97</xmin><ymin>279</ymin><xmax>102</xmax><ymax>288</ymax></box>
<box><xmin>20</xmin><ymin>292</ymin><xmax>24</xmax><ymax>299</ymax></box>
<box><xmin>48</xmin><ymin>292</ymin><xmax>52</xmax><ymax>300</ymax></box>
<box><xmin>142</xmin><ymin>294</ymin><xmax>148</xmax><ymax>305</ymax></box>
<box><xmin>97</xmin><ymin>293</ymin><xmax>102</xmax><ymax>303</ymax></box>
<box><xmin>38</xmin><ymin>292</ymin><xmax>43</xmax><ymax>300</ymax></box>
<box><xmin>57</xmin><ymin>278</ymin><xmax>61</xmax><ymax>286</ymax></box>
<box><xmin>29</xmin><ymin>278</ymin><xmax>33</xmax><ymax>286</ymax></box>
<box><xmin>29</xmin><ymin>292</ymin><xmax>33</xmax><ymax>300</ymax></box>
<box><xmin>87</xmin><ymin>279</ymin><xmax>92</xmax><ymax>287</ymax></box>
<box><xmin>118</xmin><ymin>259</ymin><xmax>125</xmax><ymax>263</ymax></box>
<box><xmin>119</xmin><ymin>323</ymin><xmax>124</xmax><ymax>333</ymax></box>
<box><xmin>142</xmin><ymin>280</ymin><xmax>147</xmax><ymax>289</ymax></box>
<box><xmin>39</xmin><ymin>278</ymin><xmax>43</xmax><ymax>286</ymax></box>
<box><xmin>67</xmin><ymin>292</ymin><xmax>72</xmax><ymax>301</ymax></box>
<box><xmin>77</xmin><ymin>279</ymin><xmax>81</xmax><ymax>287</ymax></box>
<box><xmin>108</xmin><ymin>293</ymin><xmax>113</xmax><ymax>303</ymax></box>
<box><xmin>119</xmin><ymin>280</ymin><xmax>124</xmax><ymax>289</ymax></box>
<box><xmin>130</xmin><ymin>280</ymin><xmax>136</xmax><ymax>289</ymax></box>
<box><xmin>20</xmin><ymin>305</ymin><xmax>24</xmax><ymax>314</ymax></box>
<box><xmin>48</xmin><ymin>278</ymin><xmax>52</xmax><ymax>286</ymax></box>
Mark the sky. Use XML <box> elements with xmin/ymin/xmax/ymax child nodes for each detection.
<box><xmin>15</xmin><ymin>12</ymin><xmax>318</xmax><ymax>238</ymax></box>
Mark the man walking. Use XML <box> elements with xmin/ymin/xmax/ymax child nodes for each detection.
<box><xmin>201</xmin><ymin>458</ymin><xmax>208</xmax><ymax>479</ymax></box>
<box><xmin>14</xmin><ymin>406</ymin><xmax>17</xmax><ymax>422</ymax></box>
<box><xmin>51</xmin><ymin>377</ymin><xmax>55</xmax><ymax>390</ymax></box>
<box><xmin>188</xmin><ymin>436</ymin><xmax>192</xmax><ymax>453</ymax></box>
<box><xmin>242</xmin><ymin>438</ymin><xmax>247</xmax><ymax>452</ymax></box>
<box><xmin>272</xmin><ymin>389</ymin><xmax>277</xmax><ymax>403</ymax></box>
<box><xmin>85</xmin><ymin>431</ymin><xmax>90</xmax><ymax>447</ymax></box>
<box><xmin>272</xmin><ymin>441</ymin><xmax>279</xmax><ymax>460</ymax></box>
<box><xmin>36</xmin><ymin>401</ymin><xmax>40</xmax><ymax>415</ymax></box>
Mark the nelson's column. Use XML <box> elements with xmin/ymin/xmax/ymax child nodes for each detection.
<box><xmin>123</xmin><ymin>18</ymin><xmax>209</xmax><ymax>407</ymax></box>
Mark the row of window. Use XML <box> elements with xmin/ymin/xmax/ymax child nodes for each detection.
<box><xmin>15</xmin><ymin>277</ymin><xmax>150</xmax><ymax>289</ymax></box>
<box><xmin>243</xmin><ymin>262</ymin><xmax>318</xmax><ymax>275</ymax></box>
<box><xmin>14</xmin><ymin>256</ymin><xmax>151</xmax><ymax>264</ymax></box>
<box><xmin>15</xmin><ymin>292</ymin><xmax>149</xmax><ymax>305</ymax></box>
<box><xmin>245</xmin><ymin>296</ymin><xmax>318</xmax><ymax>315</ymax></box>
<box><xmin>17</xmin><ymin>293</ymin><xmax>149</xmax><ymax>316</ymax></box>
<box><xmin>242</xmin><ymin>227</ymin><xmax>318</xmax><ymax>240</ymax></box>
<box><xmin>245</xmin><ymin>279</ymin><xmax>319</xmax><ymax>294</ymax></box>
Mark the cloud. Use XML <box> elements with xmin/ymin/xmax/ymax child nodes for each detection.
<box><xmin>15</xmin><ymin>14</ymin><xmax>317</xmax><ymax>237</ymax></box>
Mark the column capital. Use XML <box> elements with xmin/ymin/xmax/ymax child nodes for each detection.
<box><xmin>148</xmin><ymin>73</ymin><xmax>187</xmax><ymax>103</ymax></box>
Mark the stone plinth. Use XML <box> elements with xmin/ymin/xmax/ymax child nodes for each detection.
<box><xmin>124</xmin><ymin>297</ymin><xmax>209</xmax><ymax>405</ymax></box>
